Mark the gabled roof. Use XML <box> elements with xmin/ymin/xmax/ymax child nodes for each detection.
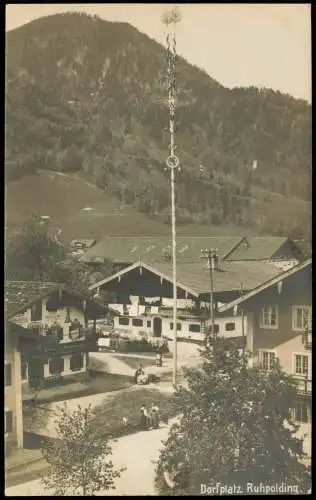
<box><xmin>89</xmin><ymin>259</ymin><xmax>283</xmax><ymax>296</ymax></box>
<box><xmin>5</xmin><ymin>281</ymin><xmax>110</xmax><ymax>319</ymax></box>
<box><xmin>223</xmin><ymin>236</ymin><xmax>292</xmax><ymax>261</ymax></box>
<box><xmin>89</xmin><ymin>261</ymin><xmax>200</xmax><ymax>297</ymax></box>
<box><xmin>81</xmin><ymin>235</ymin><xmax>243</xmax><ymax>264</ymax></box>
<box><xmin>218</xmin><ymin>258</ymin><xmax>312</xmax><ymax>313</ymax></box>
<box><xmin>151</xmin><ymin>261</ymin><xmax>283</xmax><ymax>294</ymax></box>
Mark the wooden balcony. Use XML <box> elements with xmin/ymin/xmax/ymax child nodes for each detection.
<box><xmin>295</xmin><ymin>376</ymin><xmax>312</xmax><ymax>396</ymax></box>
<box><xmin>301</xmin><ymin>330</ymin><xmax>312</xmax><ymax>349</ymax></box>
<box><xmin>158</xmin><ymin>307</ymin><xmax>203</xmax><ymax>320</ymax></box>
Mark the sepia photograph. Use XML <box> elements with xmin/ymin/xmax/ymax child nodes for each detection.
<box><xmin>5</xmin><ymin>3</ymin><xmax>311</xmax><ymax>496</ymax></box>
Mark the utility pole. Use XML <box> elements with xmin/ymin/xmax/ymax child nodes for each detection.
<box><xmin>240</xmin><ymin>282</ymin><xmax>246</xmax><ymax>367</ymax></box>
<box><xmin>201</xmin><ymin>249</ymin><xmax>218</xmax><ymax>344</ymax></box>
<box><xmin>162</xmin><ymin>6</ymin><xmax>182</xmax><ymax>388</ymax></box>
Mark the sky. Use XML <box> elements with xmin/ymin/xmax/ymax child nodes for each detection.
<box><xmin>5</xmin><ymin>3</ymin><xmax>311</xmax><ymax>102</ymax></box>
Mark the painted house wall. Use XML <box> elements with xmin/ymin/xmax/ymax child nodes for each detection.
<box><xmin>242</xmin><ymin>266</ymin><xmax>312</xmax><ymax>457</ymax></box>
<box><xmin>113</xmin><ymin>314</ymin><xmax>206</xmax><ymax>341</ymax></box>
<box><xmin>13</xmin><ymin>299</ymin><xmax>87</xmax><ymax>337</ymax></box>
<box><xmin>12</xmin><ymin>297</ymin><xmax>88</xmax><ymax>384</ymax></box>
<box><xmin>5</xmin><ymin>332</ymin><xmax>23</xmax><ymax>448</ymax></box>
<box><xmin>246</xmin><ymin>284</ymin><xmax>311</xmax><ymax>379</ymax></box>
<box><xmin>113</xmin><ymin>313</ymin><xmax>245</xmax><ymax>343</ymax></box>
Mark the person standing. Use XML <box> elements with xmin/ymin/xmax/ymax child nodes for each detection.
<box><xmin>150</xmin><ymin>402</ymin><xmax>160</xmax><ymax>429</ymax></box>
<box><xmin>140</xmin><ymin>405</ymin><xmax>149</xmax><ymax>430</ymax></box>
<box><xmin>156</xmin><ymin>350</ymin><xmax>162</xmax><ymax>367</ymax></box>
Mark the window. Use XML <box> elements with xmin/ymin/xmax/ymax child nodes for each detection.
<box><xmin>225</xmin><ymin>322</ymin><xmax>235</xmax><ymax>332</ymax></box>
<box><xmin>49</xmin><ymin>357</ymin><xmax>64</xmax><ymax>375</ymax></box>
<box><xmin>260</xmin><ymin>305</ymin><xmax>278</xmax><ymax>328</ymax></box>
<box><xmin>132</xmin><ymin>319</ymin><xmax>143</xmax><ymax>327</ymax></box>
<box><xmin>189</xmin><ymin>324</ymin><xmax>201</xmax><ymax>333</ymax></box>
<box><xmin>292</xmin><ymin>306</ymin><xmax>312</xmax><ymax>331</ymax></box>
<box><xmin>170</xmin><ymin>322</ymin><xmax>182</xmax><ymax>331</ymax></box>
<box><xmin>260</xmin><ymin>351</ymin><xmax>276</xmax><ymax>371</ymax></box>
<box><xmin>70</xmin><ymin>354</ymin><xmax>84</xmax><ymax>372</ymax></box>
<box><xmin>45</xmin><ymin>297</ymin><xmax>59</xmax><ymax>313</ymax></box>
<box><xmin>21</xmin><ymin>358</ymin><xmax>28</xmax><ymax>381</ymax></box>
<box><xmin>294</xmin><ymin>354</ymin><xmax>309</xmax><ymax>375</ymax></box>
<box><xmin>69</xmin><ymin>319</ymin><xmax>82</xmax><ymax>340</ymax></box>
<box><xmin>145</xmin><ymin>306</ymin><xmax>151</xmax><ymax>314</ymax></box>
<box><xmin>5</xmin><ymin>364</ymin><xmax>12</xmax><ymax>387</ymax></box>
<box><xmin>147</xmin><ymin>321</ymin><xmax>151</xmax><ymax>328</ymax></box>
<box><xmin>30</xmin><ymin>300</ymin><xmax>42</xmax><ymax>321</ymax></box>
<box><xmin>118</xmin><ymin>317</ymin><xmax>129</xmax><ymax>326</ymax></box>
<box><xmin>5</xmin><ymin>411</ymin><xmax>13</xmax><ymax>433</ymax></box>
<box><xmin>293</xmin><ymin>402</ymin><xmax>309</xmax><ymax>423</ymax></box>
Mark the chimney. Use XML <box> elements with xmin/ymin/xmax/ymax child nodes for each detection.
<box><xmin>212</xmin><ymin>253</ymin><xmax>219</xmax><ymax>271</ymax></box>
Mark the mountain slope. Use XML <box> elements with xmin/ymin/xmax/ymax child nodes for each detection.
<box><xmin>5</xmin><ymin>170</ymin><xmax>251</xmax><ymax>244</ymax></box>
<box><xmin>5</xmin><ymin>12</ymin><xmax>312</xmax><ymax>239</ymax></box>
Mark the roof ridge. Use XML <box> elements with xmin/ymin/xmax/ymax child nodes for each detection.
<box><xmin>5</xmin><ymin>280</ymin><xmax>62</xmax><ymax>286</ymax></box>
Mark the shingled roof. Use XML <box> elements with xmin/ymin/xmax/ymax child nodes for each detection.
<box><xmin>223</xmin><ymin>236</ymin><xmax>295</xmax><ymax>261</ymax></box>
<box><xmin>90</xmin><ymin>259</ymin><xmax>283</xmax><ymax>296</ymax></box>
<box><xmin>148</xmin><ymin>260</ymin><xmax>284</xmax><ymax>294</ymax></box>
<box><xmin>81</xmin><ymin>235</ymin><xmax>243</xmax><ymax>264</ymax></box>
<box><xmin>218</xmin><ymin>258</ymin><xmax>312</xmax><ymax>313</ymax></box>
<box><xmin>5</xmin><ymin>282</ymin><xmax>61</xmax><ymax>319</ymax></box>
<box><xmin>5</xmin><ymin>281</ymin><xmax>110</xmax><ymax>319</ymax></box>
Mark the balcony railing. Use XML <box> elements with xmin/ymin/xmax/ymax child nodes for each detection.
<box><xmin>25</xmin><ymin>321</ymin><xmax>86</xmax><ymax>343</ymax></box>
<box><xmin>295</xmin><ymin>376</ymin><xmax>312</xmax><ymax>396</ymax></box>
<box><xmin>301</xmin><ymin>330</ymin><xmax>312</xmax><ymax>349</ymax></box>
<box><xmin>252</xmin><ymin>361</ymin><xmax>312</xmax><ymax>396</ymax></box>
<box><xmin>158</xmin><ymin>307</ymin><xmax>203</xmax><ymax>320</ymax></box>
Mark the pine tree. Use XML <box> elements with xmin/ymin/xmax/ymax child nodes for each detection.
<box><xmin>41</xmin><ymin>404</ymin><xmax>123</xmax><ymax>496</ymax></box>
<box><xmin>155</xmin><ymin>341</ymin><xmax>311</xmax><ymax>495</ymax></box>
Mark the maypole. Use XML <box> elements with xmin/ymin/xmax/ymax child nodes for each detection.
<box><xmin>161</xmin><ymin>6</ymin><xmax>182</xmax><ymax>387</ymax></box>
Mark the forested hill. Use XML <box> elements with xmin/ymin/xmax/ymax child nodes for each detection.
<box><xmin>6</xmin><ymin>12</ymin><xmax>311</xmax><ymax>238</ymax></box>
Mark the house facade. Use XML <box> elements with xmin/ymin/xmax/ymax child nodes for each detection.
<box><xmin>5</xmin><ymin>322</ymin><xmax>24</xmax><ymax>449</ymax></box>
<box><xmin>5</xmin><ymin>282</ymin><xmax>109</xmax><ymax>390</ymax></box>
<box><xmin>5</xmin><ymin>321</ymin><xmax>52</xmax><ymax>449</ymax></box>
<box><xmin>89</xmin><ymin>260</ymin><xmax>283</xmax><ymax>344</ymax></box>
<box><xmin>219</xmin><ymin>259</ymin><xmax>312</xmax><ymax>459</ymax></box>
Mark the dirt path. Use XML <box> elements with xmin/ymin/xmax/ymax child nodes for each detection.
<box><xmin>6</xmin><ymin>418</ymin><xmax>178</xmax><ymax>496</ymax></box>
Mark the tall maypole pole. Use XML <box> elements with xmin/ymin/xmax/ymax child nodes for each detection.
<box><xmin>162</xmin><ymin>5</ymin><xmax>182</xmax><ymax>388</ymax></box>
